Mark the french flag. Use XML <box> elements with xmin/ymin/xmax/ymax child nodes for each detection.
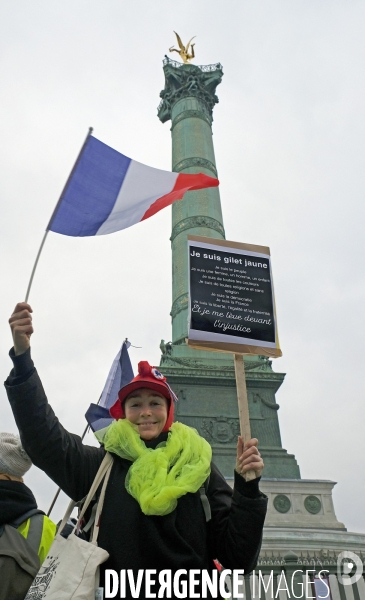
<box><xmin>48</xmin><ymin>134</ymin><xmax>219</xmax><ymax>236</ymax></box>
<box><xmin>85</xmin><ymin>340</ymin><xmax>134</xmax><ymax>432</ymax></box>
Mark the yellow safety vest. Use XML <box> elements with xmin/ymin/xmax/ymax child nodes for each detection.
<box><xmin>17</xmin><ymin>515</ymin><xmax>56</xmax><ymax>563</ymax></box>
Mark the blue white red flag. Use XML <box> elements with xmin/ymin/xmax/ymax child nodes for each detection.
<box><xmin>48</xmin><ymin>134</ymin><xmax>219</xmax><ymax>236</ymax></box>
<box><xmin>85</xmin><ymin>340</ymin><xmax>134</xmax><ymax>432</ymax></box>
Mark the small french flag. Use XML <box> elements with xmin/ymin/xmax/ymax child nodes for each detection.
<box><xmin>48</xmin><ymin>135</ymin><xmax>219</xmax><ymax>236</ymax></box>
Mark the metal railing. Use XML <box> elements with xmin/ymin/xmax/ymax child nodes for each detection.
<box><xmin>162</xmin><ymin>56</ymin><xmax>222</xmax><ymax>72</ymax></box>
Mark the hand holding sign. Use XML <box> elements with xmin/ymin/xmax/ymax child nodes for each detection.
<box><xmin>236</xmin><ymin>436</ymin><xmax>264</xmax><ymax>480</ymax></box>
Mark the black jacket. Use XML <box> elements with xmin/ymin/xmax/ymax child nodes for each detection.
<box><xmin>5</xmin><ymin>349</ymin><xmax>268</xmax><ymax>598</ymax></box>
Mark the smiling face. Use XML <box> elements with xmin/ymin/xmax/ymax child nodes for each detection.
<box><xmin>124</xmin><ymin>388</ymin><xmax>169</xmax><ymax>440</ymax></box>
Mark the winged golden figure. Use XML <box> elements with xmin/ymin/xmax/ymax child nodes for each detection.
<box><xmin>169</xmin><ymin>31</ymin><xmax>196</xmax><ymax>64</ymax></box>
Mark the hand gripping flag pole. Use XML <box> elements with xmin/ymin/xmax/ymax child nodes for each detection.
<box><xmin>24</xmin><ymin>127</ymin><xmax>94</xmax><ymax>302</ymax></box>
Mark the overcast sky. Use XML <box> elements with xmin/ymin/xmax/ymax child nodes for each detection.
<box><xmin>1</xmin><ymin>1</ymin><xmax>364</xmax><ymax>534</ymax></box>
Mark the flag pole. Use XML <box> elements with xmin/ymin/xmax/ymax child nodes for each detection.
<box><xmin>25</xmin><ymin>230</ymin><xmax>49</xmax><ymax>302</ymax></box>
<box><xmin>47</xmin><ymin>339</ymin><xmax>132</xmax><ymax>516</ymax></box>
<box><xmin>24</xmin><ymin>127</ymin><xmax>94</xmax><ymax>303</ymax></box>
<box><xmin>47</xmin><ymin>392</ymin><xmax>101</xmax><ymax>517</ymax></box>
<box><xmin>46</xmin><ymin>421</ymin><xmax>91</xmax><ymax>517</ymax></box>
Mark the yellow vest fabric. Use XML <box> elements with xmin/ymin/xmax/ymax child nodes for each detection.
<box><xmin>17</xmin><ymin>515</ymin><xmax>56</xmax><ymax>563</ymax></box>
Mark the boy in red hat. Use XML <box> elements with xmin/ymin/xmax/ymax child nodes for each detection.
<box><xmin>6</xmin><ymin>303</ymin><xmax>267</xmax><ymax>599</ymax></box>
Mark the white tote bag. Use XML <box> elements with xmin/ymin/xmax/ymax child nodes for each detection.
<box><xmin>25</xmin><ymin>452</ymin><xmax>113</xmax><ymax>600</ymax></box>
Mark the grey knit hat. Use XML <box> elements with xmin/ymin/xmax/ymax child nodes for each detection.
<box><xmin>0</xmin><ymin>433</ymin><xmax>32</xmax><ymax>478</ymax></box>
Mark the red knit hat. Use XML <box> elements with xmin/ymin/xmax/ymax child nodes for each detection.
<box><xmin>109</xmin><ymin>361</ymin><xmax>177</xmax><ymax>432</ymax></box>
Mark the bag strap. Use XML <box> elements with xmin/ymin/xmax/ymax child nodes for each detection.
<box><xmin>57</xmin><ymin>499</ymin><xmax>77</xmax><ymax>535</ymax></box>
<box><xmin>76</xmin><ymin>452</ymin><xmax>113</xmax><ymax>525</ymax></box>
<box><xmin>199</xmin><ymin>475</ymin><xmax>211</xmax><ymax>522</ymax></box>
<box><xmin>90</xmin><ymin>458</ymin><xmax>113</xmax><ymax>545</ymax></box>
<box><xmin>0</xmin><ymin>512</ymin><xmax>44</xmax><ymax>554</ymax></box>
<box><xmin>24</xmin><ymin>513</ymin><xmax>44</xmax><ymax>554</ymax></box>
<box><xmin>58</xmin><ymin>452</ymin><xmax>113</xmax><ymax>535</ymax></box>
<box><xmin>9</xmin><ymin>508</ymin><xmax>45</xmax><ymax>530</ymax></box>
<box><xmin>82</xmin><ymin>501</ymin><xmax>98</xmax><ymax>533</ymax></box>
<box><xmin>7</xmin><ymin>508</ymin><xmax>45</xmax><ymax>555</ymax></box>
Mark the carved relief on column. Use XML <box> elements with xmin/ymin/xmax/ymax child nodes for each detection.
<box><xmin>171</xmin><ymin>109</ymin><xmax>212</xmax><ymax>130</ymax></box>
<box><xmin>202</xmin><ymin>416</ymin><xmax>240</xmax><ymax>444</ymax></box>
<box><xmin>170</xmin><ymin>293</ymin><xmax>189</xmax><ymax>318</ymax></box>
<box><xmin>172</xmin><ymin>157</ymin><xmax>218</xmax><ymax>177</ymax></box>
<box><xmin>170</xmin><ymin>216</ymin><xmax>225</xmax><ymax>243</ymax></box>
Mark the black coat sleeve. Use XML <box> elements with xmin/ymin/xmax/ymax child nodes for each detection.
<box><xmin>4</xmin><ymin>368</ymin><xmax>104</xmax><ymax>502</ymax></box>
<box><xmin>206</xmin><ymin>462</ymin><xmax>267</xmax><ymax>573</ymax></box>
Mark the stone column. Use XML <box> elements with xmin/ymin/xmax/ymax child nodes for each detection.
<box><xmin>158</xmin><ymin>57</ymin><xmax>225</xmax><ymax>344</ymax></box>
<box><xmin>157</xmin><ymin>56</ymin><xmax>300</xmax><ymax>479</ymax></box>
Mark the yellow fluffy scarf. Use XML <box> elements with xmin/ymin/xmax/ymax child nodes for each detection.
<box><xmin>100</xmin><ymin>420</ymin><xmax>212</xmax><ymax>516</ymax></box>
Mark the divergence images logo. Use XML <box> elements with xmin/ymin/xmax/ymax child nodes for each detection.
<box><xmin>337</xmin><ymin>551</ymin><xmax>363</xmax><ymax>586</ymax></box>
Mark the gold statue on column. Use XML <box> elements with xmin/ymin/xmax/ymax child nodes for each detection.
<box><xmin>169</xmin><ymin>32</ymin><xmax>196</xmax><ymax>64</ymax></box>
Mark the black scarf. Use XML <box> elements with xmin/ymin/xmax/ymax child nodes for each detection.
<box><xmin>0</xmin><ymin>480</ymin><xmax>37</xmax><ymax>525</ymax></box>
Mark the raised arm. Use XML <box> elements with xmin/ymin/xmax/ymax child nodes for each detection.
<box><xmin>5</xmin><ymin>302</ymin><xmax>104</xmax><ymax>501</ymax></box>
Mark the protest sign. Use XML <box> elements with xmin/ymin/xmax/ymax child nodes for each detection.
<box><xmin>187</xmin><ymin>236</ymin><xmax>282</xmax><ymax>358</ymax></box>
<box><xmin>187</xmin><ymin>236</ymin><xmax>282</xmax><ymax>480</ymax></box>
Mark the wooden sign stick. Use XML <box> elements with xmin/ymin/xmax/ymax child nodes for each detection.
<box><xmin>233</xmin><ymin>354</ymin><xmax>256</xmax><ymax>481</ymax></box>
